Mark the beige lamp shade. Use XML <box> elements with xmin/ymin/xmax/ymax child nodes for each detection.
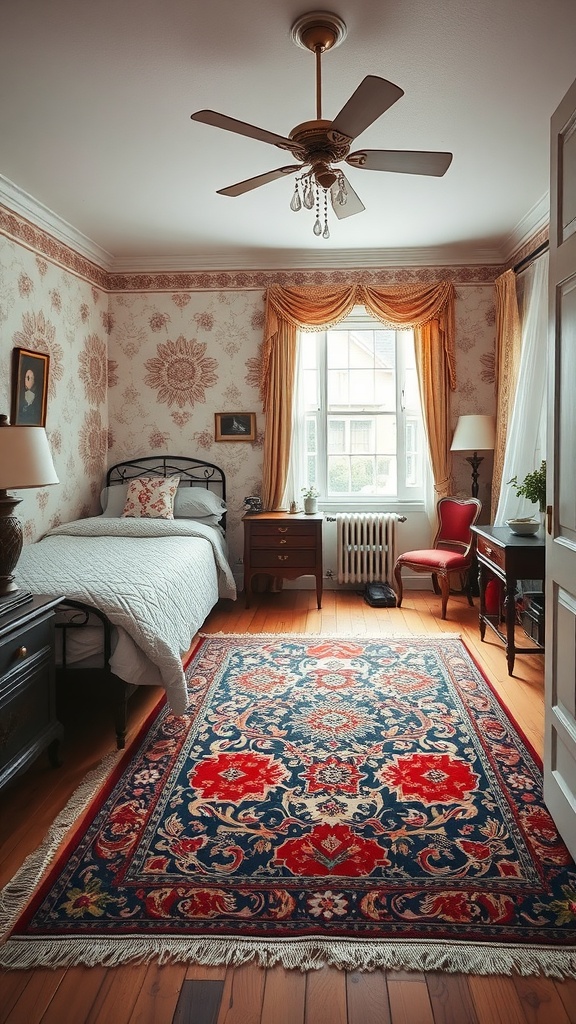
<box><xmin>0</xmin><ymin>423</ymin><xmax>59</xmax><ymax>489</ymax></box>
<box><xmin>0</xmin><ymin>417</ymin><xmax>59</xmax><ymax>604</ymax></box>
<box><xmin>450</xmin><ymin>414</ymin><xmax>496</xmax><ymax>453</ymax></box>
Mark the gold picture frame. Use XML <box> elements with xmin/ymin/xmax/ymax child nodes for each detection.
<box><xmin>11</xmin><ymin>348</ymin><xmax>50</xmax><ymax>426</ymax></box>
<box><xmin>215</xmin><ymin>412</ymin><xmax>256</xmax><ymax>442</ymax></box>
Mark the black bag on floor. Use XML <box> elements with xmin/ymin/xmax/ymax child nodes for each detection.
<box><xmin>363</xmin><ymin>582</ymin><xmax>397</xmax><ymax>607</ymax></box>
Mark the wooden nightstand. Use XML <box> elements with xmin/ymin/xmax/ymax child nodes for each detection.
<box><xmin>243</xmin><ymin>511</ymin><xmax>323</xmax><ymax>609</ymax></box>
<box><xmin>0</xmin><ymin>594</ymin><xmax>64</xmax><ymax>792</ymax></box>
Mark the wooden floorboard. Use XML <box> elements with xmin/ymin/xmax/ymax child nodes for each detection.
<box><xmin>0</xmin><ymin>588</ymin><xmax>568</xmax><ymax>1024</ymax></box>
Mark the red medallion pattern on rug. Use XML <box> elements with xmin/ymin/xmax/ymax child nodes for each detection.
<box><xmin>2</xmin><ymin>634</ymin><xmax>576</xmax><ymax>975</ymax></box>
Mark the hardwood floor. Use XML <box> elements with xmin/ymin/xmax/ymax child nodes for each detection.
<box><xmin>2</xmin><ymin>588</ymin><xmax>573</xmax><ymax>1024</ymax></box>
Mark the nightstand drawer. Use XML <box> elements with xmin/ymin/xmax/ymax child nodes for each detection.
<box><xmin>0</xmin><ymin>617</ymin><xmax>52</xmax><ymax>680</ymax></box>
<box><xmin>250</xmin><ymin>549</ymin><xmax>318</xmax><ymax>569</ymax></box>
<box><xmin>476</xmin><ymin>535</ymin><xmax>506</xmax><ymax>571</ymax></box>
<box><xmin>0</xmin><ymin>655</ymin><xmax>53</xmax><ymax>770</ymax></box>
<box><xmin>250</xmin><ymin>523</ymin><xmax>317</xmax><ymax>539</ymax></box>
<box><xmin>250</xmin><ymin>532</ymin><xmax>316</xmax><ymax>549</ymax></box>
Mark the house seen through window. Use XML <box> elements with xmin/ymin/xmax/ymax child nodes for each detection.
<box><xmin>297</xmin><ymin>313</ymin><xmax>426</xmax><ymax>504</ymax></box>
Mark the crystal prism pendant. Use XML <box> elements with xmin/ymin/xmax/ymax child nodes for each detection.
<box><xmin>290</xmin><ymin>189</ymin><xmax>302</xmax><ymax>212</ymax></box>
<box><xmin>313</xmin><ymin>218</ymin><xmax>322</xmax><ymax>236</ymax></box>
<box><xmin>323</xmin><ymin>223</ymin><xmax>330</xmax><ymax>239</ymax></box>
<box><xmin>303</xmin><ymin>186</ymin><xmax>315</xmax><ymax>210</ymax></box>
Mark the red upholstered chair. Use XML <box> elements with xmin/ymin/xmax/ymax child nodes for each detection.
<box><xmin>394</xmin><ymin>497</ymin><xmax>482</xmax><ymax>619</ymax></box>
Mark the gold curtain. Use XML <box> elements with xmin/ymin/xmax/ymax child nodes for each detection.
<box><xmin>261</xmin><ymin>282</ymin><xmax>456</xmax><ymax>511</ymax></box>
<box><xmin>492</xmin><ymin>270</ymin><xmax>522</xmax><ymax>520</ymax></box>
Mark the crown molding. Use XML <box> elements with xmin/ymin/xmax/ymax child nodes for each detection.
<box><xmin>0</xmin><ymin>171</ymin><xmax>549</xmax><ymax>274</ymax></box>
<box><xmin>110</xmin><ymin>245</ymin><xmax>505</xmax><ymax>273</ymax></box>
<box><xmin>500</xmin><ymin>192</ymin><xmax>549</xmax><ymax>263</ymax></box>
<box><xmin>0</xmin><ymin>174</ymin><xmax>113</xmax><ymax>269</ymax></box>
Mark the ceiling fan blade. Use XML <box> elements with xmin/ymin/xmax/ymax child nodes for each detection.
<box><xmin>191</xmin><ymin>110</ymin><xmax>301</xmax><ymax>154</ymax></box>
<box><xmin>347</xmin><ymin>149</ymin><xmax>453</xmax><ymax>176</ymax></box>
<box><xmin>330</xmin><ymin>175</ymin><xmax>366</xmax><ymax>219</ymax></box>
<box><xmin>329</xmin><ymin>76</ymin><xmax>404</xmax><ymax>143</ymax></box>
<box><xmin>217</xmin><ymin>166</ymin><xmax>301</xmax><ymax>197</ymax></box>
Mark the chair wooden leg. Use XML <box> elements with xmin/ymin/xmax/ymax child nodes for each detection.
<box><xmin>431</xmin><ymin>573</ymin><xmax>440</xmax><ymax>595</ymax></box>
<box><xmin>439</xmin><ymin>574</ymin><xmax>451</xmax><ymax>619</ymax></box>
<box><xmin>394</xmin><ymin>563</ymin><xmax>404</xmax><ymax>608</ymax></box>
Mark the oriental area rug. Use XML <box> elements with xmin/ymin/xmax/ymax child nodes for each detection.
<box><xmin>2</xmin><ymin>633</ymin><xmax>576</xmax><ymax>977</ymax></box>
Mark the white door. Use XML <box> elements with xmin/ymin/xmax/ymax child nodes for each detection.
<box><xmin>544</xmin><ymin>74</ymin><xmax>576</xmax><ymax>858</ymax></box>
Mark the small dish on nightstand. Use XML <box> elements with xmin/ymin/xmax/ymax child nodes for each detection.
<box><xmin>505</xmin><ymin>518</ymin><xmax>540</xmax><ymax>536</ymax></box>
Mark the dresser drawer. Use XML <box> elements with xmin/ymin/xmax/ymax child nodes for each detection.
<box><xmin>0</xmin><ymin>617</ymin><xmax>52</xmax><ymax>680</ymax></box>
<box><xmin>250</xmin><ymin>549</ymin><xmax>318</xmax><ymax>569</ymax></box>
<box><xmin>476</xmin><ymin>535</ymin><xmax>506</xmax><ymax>571</ymax></box>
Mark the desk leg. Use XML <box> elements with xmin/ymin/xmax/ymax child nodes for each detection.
<box><xmin>504</xmin><ymin>576</ymin><xmax>517</xmax><ymax>675</ymax></box>
<box><xmin>478</xmin><ymin>562</ymin><xmax>487</xmax><ymax>640</ymax></box>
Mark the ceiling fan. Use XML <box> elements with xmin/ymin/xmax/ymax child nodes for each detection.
<box><xmin>190</xmin><ymin>11</ymin><xmax>453</xmax><ymax>238</ymax></box>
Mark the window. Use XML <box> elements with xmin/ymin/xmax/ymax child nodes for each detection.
<box><xmin>298</xmin><ymin>313</ymin><xmax>426</xmax><ymax>504</ymax></box>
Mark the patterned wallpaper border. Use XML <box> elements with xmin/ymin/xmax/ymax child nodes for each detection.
<box><xmin>1</xmin><ymin>204</ymin><xmax>509</xmax><ymax>288</ymax></box>
<box><xmin>0</xmin><ymin>207</ymin><xmax>109</xmax><ymax>291</ymax></box>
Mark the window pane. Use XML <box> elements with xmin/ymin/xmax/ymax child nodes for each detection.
<box><xmin>350</xmin><ymin>418</ymin><xmax>373</xmax><ymax>453</ymax></box>
<box><xmin>348</xmin><ymin>369</ymin><xmax>374</xmax><ymax>406</ymax></box>
<box><xmin>376</xmin><ymin>415</ymin><xmax>396</xmax><ymax>453</ymax></box>
<box><xmin>327</xmin><ymin>455</ymin><xmax>350</xmax><ymax>493</ymax></box>
<box><xmin>327</xmin><ymin>418</ymin><xmax>345</xmax><ymax>453</ymax></box>
<box><xmin>374</xmin><ymin>368</ymin><xmax>395</xmax><ymax>411</ymax></box>
<box><xmin>326</xmin><ymin>332</ymin><xmax>348</xmax><ymax>367</ymax></box>
<box><xmin>348</xmin><ymin>331</ymin><xmax>371</xmax><ymax>368</ymax></box>
<box><xmin>327</xmin><ymin>369</ymin><xmax>349</xmax><ymax>406</ymax></box>
<box><xmin>350</xmin><ymin>457</ymin><xmax>375</xmax><ymax>493</ymax></box>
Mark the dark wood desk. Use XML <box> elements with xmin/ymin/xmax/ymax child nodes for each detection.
<box><xmin>472</xmin><ymin>524</ymin><xmax>545</xmax><ymax>676</ymax></box>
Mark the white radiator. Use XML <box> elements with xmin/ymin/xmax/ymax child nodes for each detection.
<box><xmin>336</xmin><ymin>513</ymin><xmax>399</xmax><ymax>585</ymax></box>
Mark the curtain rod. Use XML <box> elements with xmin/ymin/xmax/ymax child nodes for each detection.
<box><xmin>513</xmin><ymin>240</ymin><xmax>549</xmax><ymax>274</ymax></box>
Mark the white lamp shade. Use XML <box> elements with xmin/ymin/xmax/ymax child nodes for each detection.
<box><xmin>450</xmin><ymin>415</ymin><xmax>496</xmax><ymax>453</ymax></box>
<box><xmin>0</xmin><ymin>425</ymin><xmax>59</xmax><ymax>489</ymax></box>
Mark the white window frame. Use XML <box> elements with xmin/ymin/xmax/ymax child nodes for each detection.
<box><xmin>298</xmin><ymin>310</ymin><xmax>427</xmax><ymax>514</ymax></box>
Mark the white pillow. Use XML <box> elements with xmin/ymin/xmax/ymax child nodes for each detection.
<box><xmin>173</xmin><ymin>486</ymin><xmax>226</xmax><ymax>520</ymax></box>
<box><xmin>100</xmin><ymin>484</ymin><xmax>129</xmax><ymax>517</ymax></box>
<box><xmin>100</xmin><ymin>482</ymin><xmax>226</xmax><ymax>522</ymax></box>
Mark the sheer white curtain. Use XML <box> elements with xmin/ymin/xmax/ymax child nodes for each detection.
<box><xmin>282</xmin><ymin>332</ymin><xmax>307</xmax><ymax>508</ymax></box>
<box><xmin>494</xmin><ymin>254</ymin><xmax>548</xmax><ymax>524</ymax></box>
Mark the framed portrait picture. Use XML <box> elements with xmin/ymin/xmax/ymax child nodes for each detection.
<box><xmin>215</xmin><ymin>412</ymin><xmax>256</xmax><ymax>442</ymax></box>
<box><xmin>11</xmin><ymin>348</ymin><xmax>50</xmax><ymax>426</ymax></box>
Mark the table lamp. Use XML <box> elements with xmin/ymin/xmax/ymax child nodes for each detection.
<box><xmin>0</xmin><ymin>414</ymin><xmax>59</xmax><ymax>614</ymax></box>
<box><xmin>450</xmin><ymin>414</ymin><xmax>496</xmax><ymax>498</ymax></box>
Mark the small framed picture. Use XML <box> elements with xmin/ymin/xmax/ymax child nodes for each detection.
<box><xmin>11</xmin><ymin>348</ymin><xmax>50</xmax><ymax>426</ymax></box>
<box><xmin>215</xmin><ymin>412</ymin><xmax>257</xmax><ymax>442</ymax></box>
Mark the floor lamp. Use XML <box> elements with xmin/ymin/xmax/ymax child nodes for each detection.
<box><xmin>450</xmin><ymin>415</ymin><xmax>496</xmax><ymax>498</ymax></box>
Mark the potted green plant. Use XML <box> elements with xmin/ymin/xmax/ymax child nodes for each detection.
<box><xmin>301</xmin><ymin>485</ymin><xmax>319</xmax><ymax>515</ymax></box>
<box><xmin>508</xmin><ymin>460</ymin><xmax>546</xmax><ymax>514</ymax></box>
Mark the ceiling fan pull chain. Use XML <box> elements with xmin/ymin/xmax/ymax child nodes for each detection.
<box><xmin>313</xmin><ymin>186</ymin><xmax>322</xmax><ymax>236</ymax></box>
<box><xmin>323</xmin><ymin>190</ymin><xmax>330</xmax><ymax>238</ymax></box>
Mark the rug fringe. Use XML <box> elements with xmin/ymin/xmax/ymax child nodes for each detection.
<box><xmin>0</xmin><ymin>934</ymin><xmax>575</xmax><ymax>978</ymax></box>
<box><xmin>0</xmin><ymin>751</ymin><xmax>119</xmax><ymax>940</ymax></box>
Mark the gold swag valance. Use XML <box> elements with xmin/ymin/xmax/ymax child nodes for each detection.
<box><xmin>260</xmin><ymin>282</ymin><xmax>456</xmax><ymax>511</ymax></box>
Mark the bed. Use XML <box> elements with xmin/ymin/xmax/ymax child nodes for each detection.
<box><xmin>15</xmin><ymin>456</ymin><xmax>236</xmax><ymax>748</ymax></box>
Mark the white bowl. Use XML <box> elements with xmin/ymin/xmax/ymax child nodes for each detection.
<box><xmin>505</xmin><ymin>519</ymin><xmax>540</xmax><ymax>536</ymax></box>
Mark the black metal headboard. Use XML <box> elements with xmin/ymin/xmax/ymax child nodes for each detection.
<box><xmin>106</xmin><ymin>456</ymin><xmax>227</xmax><ymax>529</ymax></box>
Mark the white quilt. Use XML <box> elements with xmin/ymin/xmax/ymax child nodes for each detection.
<box><xmin>16</xmin><ymin>517</ymin><xmax>237</xmax><ymax>715</ymax></box>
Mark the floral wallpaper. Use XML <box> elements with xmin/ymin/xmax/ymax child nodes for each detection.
<box><xmin>0</xmin><ymin>231</ymin><xmax>108</xmax><ymax>544</ymax></box>
<box><xmin>107</xmin><ymin>290</ymin><xmax>266</xmax><ymax>566</ymax></box>
<box><xmin>1</xmin><ymin>204</ymin><xmax>500</xmax><ymax>574</ymax></box>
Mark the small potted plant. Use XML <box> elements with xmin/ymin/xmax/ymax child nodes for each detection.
<box><xmin>301</xmin><ymin>485</ymin><xmax>319</xmax><ymax>515</ymax></box>
<box><xmin>508</xmin><ymin>460</ymin><xmax>546</xmax><ymax>515</ymax></box>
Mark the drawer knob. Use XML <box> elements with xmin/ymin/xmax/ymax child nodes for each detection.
<box><xmin>277</xmin><ymin>527</ymin><xmax>288</xmax><ymax>533</ymax></box>
<box><xmin>16</xmin><ymin>645</ymin><xmax>28</xmax><ymax>659</ymax></box>
<box><xmin>277</xmin><ymin>554</ymin><xmax>289</xmax><ymax>561</ymax></box>
<box><xmin>279</xmin><ymin>538</ymin><xmax>287</xmax><ymax>545</ymax></box>
<box><xmin>485</xmin><ymin>545</ymin><xmax>493</xmax><ymax>557</ymax></box>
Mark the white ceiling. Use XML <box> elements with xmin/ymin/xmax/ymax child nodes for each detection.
<box><xmin>1</xmin><ymin>0</ymin><xmax>575</xmax><ymax>270</ymax></box>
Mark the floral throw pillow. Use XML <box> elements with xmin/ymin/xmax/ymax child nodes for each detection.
<box><xmin>121</xmin><ymin>476</ymin><xmax>180</xmax><ymax>519</ymax></box>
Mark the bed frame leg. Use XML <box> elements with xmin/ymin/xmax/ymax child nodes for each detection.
<box><xmin>112</xmin><ymin>677</ymin><xmax>129</xmax><ymax>750</ymax></box>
